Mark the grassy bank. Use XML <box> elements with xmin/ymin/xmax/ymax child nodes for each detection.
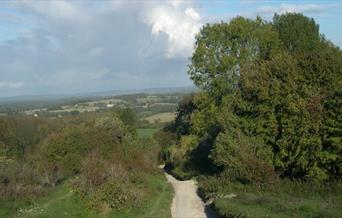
<box><xmin>198</xmin><ymin>177</ymin><xmax>342</xmax><ymax>218</ymax></box>
<box><xmin>2</xmin><ymin>173</ymin><xmax>173</xmax><ymax>218</ymax></box>
<box><xmin>112</xmin><ymin>173</ymin><xmax>173</xmax><ymax>218</ymax></box>
<box><xmin>214</xmin><ymin>191</ymin><xmax>342</xmax><ymax>218</ymax></box>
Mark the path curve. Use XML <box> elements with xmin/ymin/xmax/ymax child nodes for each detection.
<box><xmin>164</xmin><ymin>173</ymin><xmax>218</xmax><ymax>218</ymax></box>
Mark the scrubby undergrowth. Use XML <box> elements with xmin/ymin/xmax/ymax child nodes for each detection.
<box><xmin>0</xmin><ymin>108</ymin><xmax>173</xmax><ymax>217</ymax></box>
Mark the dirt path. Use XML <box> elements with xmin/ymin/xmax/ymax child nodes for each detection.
<box><xmin>165</xmin><ymin>173</ymin><xmax>218</xmax><ymax>218</ymax></box>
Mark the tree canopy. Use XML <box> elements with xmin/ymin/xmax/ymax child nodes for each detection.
<box><xmin>167</xmin><ymin>13</ymin><xmax>342</xmax><ymax>182</ymax></box>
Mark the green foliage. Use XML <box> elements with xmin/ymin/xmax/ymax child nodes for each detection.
<box><xmin>0</xmin><ymin>174</ymin><xmax>172</xmax><ymax>218</ymax></box>
<box><xmin>163</xmin><ymin>135</ymin><xmax>199</xmax><ymax>180</ymax></box>
<box><xmin>169</xmin><ymin>166</ymin><xmax>193</xmax><ymax>181</ymax></box>
<box><xmin>115</xmin><ymin>107</ymin><xmax>138</xmax><ymax>135</ymax></box>
<box><xmin>273</xmin><ymin>13</ymin><xmax>320</xmax><ymax>52</ymax></box>
<box><xmin>212</xmin><ymin>182</ymin><xmax>342</xmax><ymax>218</ymax></box>
<box><xmin>154</xmin><ymin>129</ymin><xmax>177</xmax><ymax>163</ymax></box>
<box><xmin>0</xmin><ymin>160</ymin><xmax>46</xmax><ymax>200</ymax></box>
<box><xmin>167</xmin><ymin>13</ymin><xmax>342</xmax><ymax>182</ymax></box>
<box><xmin>44</xmin><ymin>127</ymin><xmax>92</xmax><ymax>172</ymax></box>
<box><xmin>69</xmin><ymin>141</ymin><xmax>160</xmax><ymax>212</ymax></box>
<box><xmin>66</xmin><ymin>116</ymin><xmax>162</xmax><ymax>212</ymax></box>
<box><xmin>212</xmin><ymin>131</ymin><xmax>275</xmax><ymax>184</ymax></box>
<box><xmin>159</xmin><ymin>13</ymin><xmax>342</xmax><ymax>218</ymax></box>
<box><xmin>189</xmin><ymin>16</ymin><xmax>281</xmax><ymax>99</ymax></box>
<box><xmin>322</xmin><ymin>89</ymin><xmax>342</xmax><ymax>179</ymax></box>
<box><xmin>1</xmin><ymin>107</ymin><xmax>173</xmax><ymax>215</ymax></box>
<box><xmin>0</xmin><ymin>116</ymin><xmax>54</xmax><ymax>158</ymax></box>
<box><xmin>172</xmin><ymin>95</ymin><xmax>196</xmax><ymax>136</ymax></box>
<box><xmin>94</xmin><ymin>116</ymin><xmax>126</xmax><ymax>141</ymax></box>
<box><xmin>198</xmin><ymin>175</ymin><xmax>342</xmax><ymax>218</ymax></box>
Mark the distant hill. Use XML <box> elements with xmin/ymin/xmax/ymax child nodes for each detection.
<box><xmin>0</xmin><ymin>86</ymin><xmax>197</xmax><ymax>104</ymax></box>
<box><xmin>74</xmin><ymin>86</ymin><xmax>197</xmax><ymax>98</ymax></box>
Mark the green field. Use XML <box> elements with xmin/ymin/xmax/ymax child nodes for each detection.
<box><xmin>143</xmin><ymin>112</ymin><xmax>175</xmax><ymax>123</ymax></box>
<box><xmin>136</xmin><ymin>128</ymin><xmax>158</xmax><ymax>138</ymax></box>
<box><xmin>2</xmin><ymin>174</ymin><xmax>173</xmax><ymax>218</ymax></box>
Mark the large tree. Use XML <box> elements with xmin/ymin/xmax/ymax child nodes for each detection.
<box><xmin>171</xmin><ymin>13</ymin><xmax>342</xmax><ymax>181</ymax></box>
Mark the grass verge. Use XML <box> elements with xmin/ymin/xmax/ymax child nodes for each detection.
<box><xmin>198</xmin><ymin>178</ymin><xmax>342</xmax><ymax>218</ymax></box>
<box><xmin>3</xmin><ymin>173</ymin><xmax>173</xmax><ymax>218</ymax></box>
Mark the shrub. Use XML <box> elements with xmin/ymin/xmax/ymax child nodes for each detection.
<box><xmin>0</xmin><ymin>160</ymin><xmax>46</xmax><ymax>199</ymax></box>
<box><xmin>170</xmin><ymin>166</ymin><xmax>193</xmax><ymax>181</ymax></box>
<box><xmin>212</xmin><ymin>131</ymin><xmax>277</xmax><ymax>184</ymax></box>
<box><xmin>98</xmin><ymin>181</ymin><xmax>145</xmax><ymax>211</ymax></box>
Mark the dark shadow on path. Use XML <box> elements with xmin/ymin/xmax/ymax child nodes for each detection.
<box><xmin>204</xmin><ymin>204</ymin><xmax>221</xmax><ymax>218</ymax></box>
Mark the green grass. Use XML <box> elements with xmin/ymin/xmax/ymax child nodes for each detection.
<box><xmin>136</xmin><ymin>128</ymin><xmax>158</xmax><ymax>138</ymax></box>
<box><xmin>210</xmin><ymin>182</ymin><xmax>342</xmax><ymax>218</ymax></box>
<box><xmin>4</xmin><ymin>174</ymin><xmax>173</xmax><ymax>218</ymax></box>
<box><xmin>6</xmin><ymin>185</ymin><xmax>97</xmax><ymax>218</ymax></box>
<box><xmin>111</xmin><ymin>174</ymin><xmax>173</xmax><ymax>218</ymax></box>
<box><xmin>0</xmin><ymin>197</ymin><xmax>35</xmax><ymax>218</ymax></box>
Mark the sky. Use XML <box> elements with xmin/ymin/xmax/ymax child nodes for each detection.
<box><xmin>0</xmin><ymin>0</ymin><xmax>341</xmax><ymax>97</ymax></box>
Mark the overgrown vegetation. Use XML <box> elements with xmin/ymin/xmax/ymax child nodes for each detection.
<box><xmin>0</xmin><ymin>108</ymin><xmax>173</xmax><ymax>217</ymax></box>
<box><xmin>159</xmin><ymin>13</ymin><xmax>342</xmax><ymax>217</ymax></box>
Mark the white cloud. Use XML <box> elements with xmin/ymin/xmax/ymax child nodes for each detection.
<box><xmin>185</xmin><ymin>8</ymin><xmax>201</xmax><ymax>21</ymax></box>
<box><xmin>144</xmin><ymin>3</ymin><xmax>202</xmax><ymax>58</ymax></box>
<box><xmin>0</xmin><ymin>1</ymin><xmax>200</xmax><ymax>97</ymax></box>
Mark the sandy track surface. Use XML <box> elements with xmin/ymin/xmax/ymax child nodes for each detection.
<box><xmin>165</xmin><ymin>173</ymin><xmax>218</xmax><ymax>218</ymax></box>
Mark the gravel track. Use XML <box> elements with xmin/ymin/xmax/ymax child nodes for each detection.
<box><xmin>164</xmin><ymin>173</ymin><xmax>218</xmax><ymax>218</ymax></box>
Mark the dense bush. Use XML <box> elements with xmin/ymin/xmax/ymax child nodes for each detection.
<box><xmin>0</xmin><ymin>108</ymin><xmax>162</xmax><ymax>214</ymax></box>
<box><xmin>69</xmin><ymin>136</ymin><xmax>157</xmax><ymax>211</ymax></box>
<box><xmin>154</xmin><ymin>130</ymin><xmax>177</xmax><ymax>162</ymax></box>
<box><xmin>64</xmin><ymin>114</ymin><xmax>160</xmax><ymax>211</ymax></box>
<box><xmin>0</xmin><ymin>160</ymin><xmax>46</xmax><ymax>200</ymax></box>
<box><xmin>99</xmin><ymin>181</ymin><xmax>144</xmax><ymax>211</ymax></box>
<box><xmin>0</xmin><ymin>116</ymin><xmax>57</xmax><ymax>158</ymax></box>
<box><xmin>0</xmin><ymin>116</ymin><xmax>63</xmax><ymax>200</ymax></box>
